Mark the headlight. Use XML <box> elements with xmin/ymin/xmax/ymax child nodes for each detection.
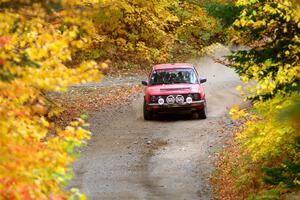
<box><xmin>151</xmin><ymin>96</ymin><xmax>156</xmax><ymax>103</ymax></box>
<box><xmin>158</xmin><ymin>98</ymin><xmax>165</xmax><ymax>105</ymax></box>
<box><xmin>193</xmin><ymin>93</ymin><xmax>200</xmax><ymax>100</ymax></box>
<box><xmin>186</xmin><ymin>96</ymin><xmax>193</xmax><ymax>104</ymax></box>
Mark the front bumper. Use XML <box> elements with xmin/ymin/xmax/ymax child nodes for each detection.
<box><xmin>146</xmin><ymin>100</ymin><xmax>205</xmax><ymax>112</ymax></box>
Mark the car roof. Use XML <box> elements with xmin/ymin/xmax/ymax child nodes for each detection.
<box><xmin>153</xmin><ymin>63</ymin><xmax>194</xmax><ymax>70</ymax></box>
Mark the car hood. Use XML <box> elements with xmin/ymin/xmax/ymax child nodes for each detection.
<box><xmin>146</xmin><ymin>84</ymin><xmax>200</xmax><ymax>96</ymax></box>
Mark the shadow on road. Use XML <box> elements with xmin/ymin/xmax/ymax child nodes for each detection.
<box><xmin>151</xmin><ymin>113</ymin><xmax>200</xmax><ymax>122</ymax></box>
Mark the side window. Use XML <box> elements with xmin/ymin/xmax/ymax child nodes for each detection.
<box><xmin>193</xmin><ymin>68</ymin><xmax>199</xmax><ymax>83</ymax></box>
<box><xmin>193</xmin><ymin>66</ymin><xmax>199</xmax><ymax>76</ymax></box>
<box><xmin>149</xmin><ymin>71</ymin><xmax>155</xmax><ymax>85</ymax></box>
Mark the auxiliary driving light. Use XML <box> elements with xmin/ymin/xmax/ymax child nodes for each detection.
<box><xmin>176</xmin><ymin>95</ymin><xmax>184</xmax><ymax>104</ymax></box>
<box><xmin>166</xmin><ymin>95</ymin><xmax>175</xmax><ymax>104</ymax></box>
<box><xmin>186</xmin><ymin>96</ymin><xmax>193</xmax><ymax>104</ymax></box>
<box><xmin>158</xmin><ymin>98</ymin><xmax>165</xmax><ymax>105</ymax></box>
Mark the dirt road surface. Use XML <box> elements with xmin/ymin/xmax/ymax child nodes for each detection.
<box><xmin>69</xmin><ymin>47</ymin><xmax>242</xmax><ymax>200</ymax></box>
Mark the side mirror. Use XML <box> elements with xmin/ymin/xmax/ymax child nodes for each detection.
<box><xmin>200</xmin><ymin>77</ymin><xmax>207</xmax><ymax>83</ymax></box>
<box><xmin>141</xmin><ymin>80</ymin><xmax>148</xmax><ymax>86</ymax></box>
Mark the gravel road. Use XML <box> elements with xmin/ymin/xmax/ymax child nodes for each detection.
<box><xmin>69</xmin><ymin>47</ymin><xmax>242</xmax><ymax>200</ymax></box>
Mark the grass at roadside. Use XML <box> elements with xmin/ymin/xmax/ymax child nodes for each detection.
<box><xmin>212</xmin><ymin>118</ymin><xmax>300</xmax><ymax>200</ymax></box>
<box><xmin>212</xmin><ymin>139</ymin><xmax>300</xmax><ymax>200</ymax></box>
<box><xmin>212</xmin><ymin>140</ymin><xmax>259</xmax><ymax>200</ymax></box>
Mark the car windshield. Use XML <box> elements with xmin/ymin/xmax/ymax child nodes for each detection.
<box><xmin>149</xmin><ymin>68</ymin><xmax>198</xmax><ymax>85</ymax></box>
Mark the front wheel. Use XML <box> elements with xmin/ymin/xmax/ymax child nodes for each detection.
<box><xmin>143</xmin><ymin>101</ymin><xmax>152</xmax><ymax>120</ymax></box>
<box><xmin>198</xmin><ymin>100</ymin><xmax>207</xmax><ymax>119</ymax></box>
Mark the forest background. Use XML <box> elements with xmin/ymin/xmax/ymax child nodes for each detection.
<box><xmin>0</xmin><ymin>0</ymin><xmax>299</xmax><ymax>199</ymax></box>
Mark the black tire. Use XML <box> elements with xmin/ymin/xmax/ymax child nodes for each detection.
<box><xmin>143</xmin><ymin>101</ymin><xmax>152</xmax><ymax>120</ymax></box>
<box><xmin>198</xmin><ymin>100</ymin><xmax>207</xmax><ymax>119</ymax></box>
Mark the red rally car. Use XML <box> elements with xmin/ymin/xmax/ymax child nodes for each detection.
<box><xmin>142</xmin><ymin>63</ymin><xmax>207</xmax><ymax>120</ymax></box>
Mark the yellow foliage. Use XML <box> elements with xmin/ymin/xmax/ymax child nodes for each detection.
<box><xmin>82</xmin><ymin>0</ymin><xmax>223</xmax><ymax>67</ymax></box>
<box><xmin>0</xmin><ymin>1</ymin><xmax>102</xmax><ymax>199</ymax></box>
<box><xmin>229</xmin><ymin>104</ymin><xmax>248</xmax><ymax>120</ymax></box>
<box><xmin>227</xmin><ymin>0</ymin><xmax>300</xmax><ymax>197</ymax></box>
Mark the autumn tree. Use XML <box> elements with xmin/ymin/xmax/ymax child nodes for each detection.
<box><xmin>79</xmin><ymin>0</ymin><xmax>225</xmax><ymax>68</ymax></box>
<box><xmin>0</xmin><ymin>0</ymin><xmax>104</xmax><ymax>199</ymax></box>
<box><xmin>220</xmin><ymin>0</ymin><xmax>300</xmax><ymax>198</ymax></box>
